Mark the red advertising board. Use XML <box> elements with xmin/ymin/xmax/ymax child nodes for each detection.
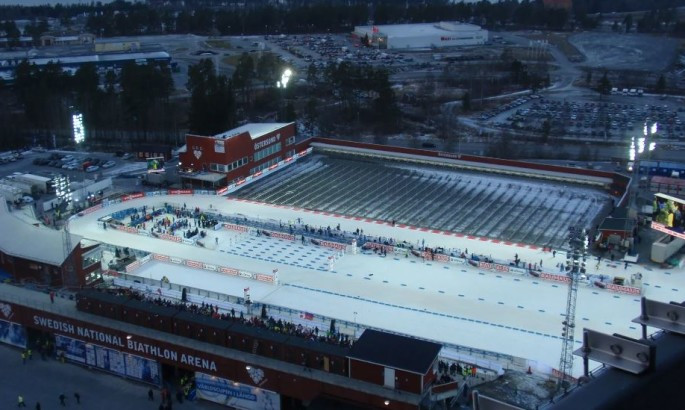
<box><xmin>268</xmin><ymin>231</ymin><xmax>295</xmax><ymax>241</ymax></box>
<box><xmin>422</xmin><ymin>252</ymin><xmax>449</xmax><ymax>262</ymax></box>
<box><xmin>256</xmin><ymin>274</ymin><xmax>274</xmax><ymax>283</ymax></box>
<box><xmin>153</xmin><ymin>254</ymin><xmax>170</xmax><ymax>262</ymax></box>
<box><xmin>121</xmin><ymin>193</ymin><xmax>144</xmax><ymax>202</ymax></box>
<box><xmin>223</xmin><ymin>224</ymin><xmax>249</xmax><ymax>233</ymax></box>
<box><xmin>219</xmin><ymin>267</ymin><xmax>239</xmax><ymax>276</ymax></box>
<box><xmin>117</xmin><ymin>225</ymin><xmax>138</xmax><ymax>234</ymax></box>
<box><xmin>159</xmin><ymin>234</ymin><xmax>182</xmax><ymax>243</ymax></box>
<box><xmin>478</xmin><ymin>261</ymin><xmax>510</xmax><ymax>273</ymax></box>
<box><xmin>317</xmin><ymin>240</ymin><xmax>348</xmax><ymax>251</ymax></box>
<box><xmin>185</xmin><ymin>260</ymin><xmax>203</xmax><ymax>269</ymax></box>
<box><xmin>539</xmin><ymin>273</ymin><xmax>571</xmax><ymax>283</ymax></box>
<box><xmin>606</xmin><ymin>283</ymin><xmax>641</xmax><ymax>295</ymax></box>
<box><xmin>168</xmin><ymin>189</ymin><xmax>193</xmax><ymax>195</ymax></box>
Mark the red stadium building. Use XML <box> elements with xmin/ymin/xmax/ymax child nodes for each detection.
<box><xmin>178</xmin><ymin>123</ymin><xmax>298</xmax><ymax>188</ymax></box>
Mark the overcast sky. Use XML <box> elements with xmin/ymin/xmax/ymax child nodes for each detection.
<box><xmin>0</xmin><ymin>0</ymin><xmax>115</xmax><ymax>5</ymax></box>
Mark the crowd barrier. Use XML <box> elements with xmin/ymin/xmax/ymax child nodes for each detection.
<box><xmin>119</xmin><ymin>251</ymin><xmax>277</xmax><ymax>285</ymax></box>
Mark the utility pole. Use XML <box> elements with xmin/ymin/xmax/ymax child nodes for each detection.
<box><xmin>557</xmin><ymin>227</ymin><xmax>588</xmax><ymax>391</ymax></box>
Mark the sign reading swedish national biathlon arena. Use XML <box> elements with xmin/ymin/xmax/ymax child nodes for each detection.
<box><xmin>33</xmin><ymin>315</ymin><xmax>218</xmax><ymax>373</ymax></box>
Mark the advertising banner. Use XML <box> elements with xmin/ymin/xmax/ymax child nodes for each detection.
<box><xmin>125</xmin><ymin>353</ymin><xmax>161</xmax><ymax>385</ymax></box>
<box><xmin>195</xmin><ymin>372</ymin><xmax>280</xmax><ymax>410</ymax></box>
<box><xmin>0</xmin><ymin>319</ymin><xmax>27</xmax><ymax>348</ymax></box>
<box><xmin>55</xmin><ymin>334</ymin><xmax>87</xmax><ymax>363</ymax></box>
<box><xmin>606</xmin><ymin>283</ymin><xmax>641</xmax><ymax>295</ymax></box>
<box><xmin>316</xmin><ymin>240</ymin><xmax>348</xmax><ymax>251</ymax></box>
<box><xmin>56</xmin><ymin>334</ymin><xmax>159</xmax><ymax>384</ymax></box>
<box><xmin>539</xmin><ymin>272</ymin><xmax>571</xmax><ymax>284</ymax></box>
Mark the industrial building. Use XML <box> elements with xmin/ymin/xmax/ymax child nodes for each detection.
<box><xmin>0</xmin><ymin>39</ymin><xmax>170</xmax><ymax>81</ymax></box>
<box><xmin>353</xmin><ymin>21</ymin><xmax>488</xmax><ymax>49</ymax></box>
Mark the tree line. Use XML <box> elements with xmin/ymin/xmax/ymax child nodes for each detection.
<box><xmin>2</xmin><ymin>61</ymin><xmax>177</xmax><ymax>150</ymax></box>
<box><xmin>3</xmin><ymin>1</ymin><xmax>685</xmax><ymax>41</ymax></box>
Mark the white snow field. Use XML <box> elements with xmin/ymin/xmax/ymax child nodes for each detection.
<box><xmin>70</xmin><ymin>194</ymin><xmax>684</xmax><ymax>378</ymax></box>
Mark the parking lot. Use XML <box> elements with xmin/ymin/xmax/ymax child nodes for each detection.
<box><xmin>0</xmin><ymin>149</ymin><xmax>146</xmax><ymax>188</ymax></box>
<box><xmin>479</xmin><ymin>94</ymin><xmax>685</xmax><ymax>143</ymax></box>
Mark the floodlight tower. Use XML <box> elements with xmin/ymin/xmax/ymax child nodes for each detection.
<box><xmin>628</xmin><ymin>120</ymin><xmax>657</xmax><ymax>210</ymax></box>
<box><xmin>276</xmin><ymin>68</ymin><xmax>292</xmax><ymax>121</ymax></box>
<box><xmin>557</xmin><ymin>227</ymin><xmax>588</xmax><ymax>391</ymax></box>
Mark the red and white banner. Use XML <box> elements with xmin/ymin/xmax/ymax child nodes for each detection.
<box><xmin>116</xmin><ymin>225</ymin><xmax>138</xmax><ymax>234</ymax></box>
<box><xmin>539</xmin><ymin>272</ymin><xmax>571</xmax><ymax>284</ymax></box>
<box><xmin>478</xmin><ymin>261</ymin><xmax>510</xmax><ymax>273</ymax></box>
<box><xmin>168</xmin><ymin>189</ymin><xmax>193</xmax><ymax>195</ymax></box>
<box><xmin>317</xmin><ymin>240</ymin><xmax>348</xmax><ymax>251</ymax></box>
<box><xmin>223</xmin><ymin>223</ymin><xmax>249</xmax><ymax>233</ymax></box>
<box><xmin>267</xmin><ymin>231</ymin><xmax>295</xmax><ymax>241</ymax></box>
<box><xmin>159</xmin><ymin>233</ymin><xmax>182</xmax><ymax>243</ymax></box>
<box><xmin>153</xmin><ymin>254</ymin><xmax>170</xmax><ymax>262</ymax></box>
<box><xmin>606</xmin><ymin>283</ymin><xmax>641</xmax><ymax>295</ymax></box>
<box><xmin>422</xmin><ymin>252</ymin><xmax>450</xmax><ymax>262</ymax></box>
<box><xmin>121</xmin><ymin>192</ymin><xmax>144</xmax><ymax>202</ymax></box>
<box><xmin>185</xmin><ymin>259</ymin><xmax>203</xmax><ymax>269</ymax></box>
<box><xmin>219</xmin><ymin>267</ymin><xmax>239</xmax><ymax>276</ymax></box>
<box><xmin>256</xmin><ymin>274</ymin><xmax>274</xmax><ymax>283</ymax></box>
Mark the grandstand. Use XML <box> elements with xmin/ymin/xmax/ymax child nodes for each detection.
<box><xmin>233</xmin><ymin>152</ymin><xmax>614</xmax><ymax>249</ymax></box>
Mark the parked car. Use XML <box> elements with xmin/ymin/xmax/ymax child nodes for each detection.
<box><xmin>102</xmin><ymin>160</ymin><xmax>116</xmax><ymax>168</ymax></box>
<box><xmin>86</xmin><ymin>165</ymin><xmax>99</xmax><ymax>173</ymax></box>
<box><xmin>22</xmin><ymin>196</ymin><xmax>34</xmax><ymax>203</ymax></box>
<box><xmin>122</xmin><ymin>153</ymin><xmax>133</xmax><ymax>160</ymax></box>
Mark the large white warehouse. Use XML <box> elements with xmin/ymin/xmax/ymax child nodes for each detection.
<box><xmin>353</xmin><ymin>21</ymin><xmax>488</xmax><ymax>49</ymax></box>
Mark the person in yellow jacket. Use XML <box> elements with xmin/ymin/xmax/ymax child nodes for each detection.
<box><xmin>17</xmin><ymin>395</ymin><xmax>26</xmax><ymax>407</ymax></box>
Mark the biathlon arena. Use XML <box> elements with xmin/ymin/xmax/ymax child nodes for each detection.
<box><xmin>70</xmin><ymin>140</ymin><xmax>665</xmax><ymax>380</ymax></box>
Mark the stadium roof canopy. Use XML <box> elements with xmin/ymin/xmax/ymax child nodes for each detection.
<box><xmin>0</xmin><ymin>198</ymin><xmax>81</xmax><ymax>266</ymax></box>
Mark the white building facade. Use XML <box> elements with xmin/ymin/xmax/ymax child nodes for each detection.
<box><xmin>354</xmin><ymin>21</ymin><xmax>488</xmax><ymax>49</ymax></box>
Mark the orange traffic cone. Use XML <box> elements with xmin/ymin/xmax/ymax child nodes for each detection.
<box><xmin>527</xmin><ymin>366</ymin><xmax>532</xmax><ymax>374</ymax></box>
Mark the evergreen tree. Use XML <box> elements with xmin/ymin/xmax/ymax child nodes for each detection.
<box><xmin>655</xmin><ymin>74</ymin><xmax>666</xmax><ymax>94</ymax></box>
<box><xmin>461</xmin><ymin>92</ymin><xmax>471</xmax><ymax>112</ymax></box>
<box><xmin>597</xmin><ymin>72</ymin><xmax>612</xmax><ymax>95</ymax></box>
